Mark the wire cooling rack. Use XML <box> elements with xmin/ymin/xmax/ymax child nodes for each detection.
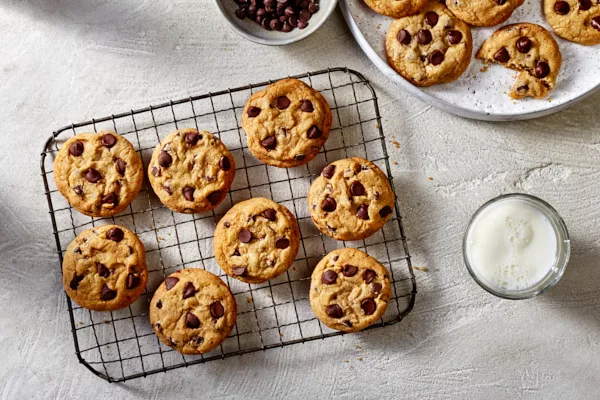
<box><xmin>40</xmin><ymin>68</ymin><xmax>417</xmax><ymax>382</ymax></box>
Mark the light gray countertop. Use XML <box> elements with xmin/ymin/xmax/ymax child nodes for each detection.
<box><xmin>2</xmin><ymin>1</ymin><xmax>599</xmax><ymax>399</ymax></box>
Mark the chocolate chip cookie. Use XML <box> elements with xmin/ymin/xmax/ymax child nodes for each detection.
<box><xmin>54</xmin><ymin>131</ymin><xmax>144</xmax><ymax>217</ymax></box>
<box><xmin>307</xmin><ymin>158</ymin><xmax>395</xmax><ymax>241</ymax></box>
<box><xmin>214</xmin><ymin>198</ymin><xmax>300</xmax><ymax>284</ymax></box>
<box><xmin>447</xmin><ymin>0</ymin><xmax>525</xmax><ymax>27</ymax></box>
<box><xmin>544</xmin><ymin>0</ymin><xmax>600</xmax><ymax>45</ymax></box>
<box><xmin>477</xmin><ymin>23</ymin><xmax>562</xmax><ymax>99</ymax></box>
<box><xmin>363</xmin><ymin>0</ymin><xmax>429</xmax><ymax>18</ymax></box>
<box><xmin>62</xmin><ymin>225</ymin><xmax>148</xmax><ymax>311</ymax></box>
<box><xmin>385</xmin><ymin>2</ymin><xmax>473</xmax><ymax>87</ymax></box>
<box><xmin>241</xmin><ymin>78</ymin><xmax>332</xmax><ymax>168</ymax></box>
<box><xmin>150</xmin><ymin>268</ymin><xmax>237</xmax><ymax>354</ymax></box>
<box><xmin>310</xmin><ymin>248</ymin><xmax>392</xmax><ymax>333</ymax></box>
<box><xmin>148</xmin><ymin>129</ymin><xmax>235</xmax><ymax>213</ymax></box>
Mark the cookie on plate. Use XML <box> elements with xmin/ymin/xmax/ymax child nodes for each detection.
<box><xmin>150</xmin><ymin>268</ymin><xmax>237</xmax><ymax>354</ymax></box>
<box><xmin>310</xmin><ymin>248</ymin><xmax>392</xmax><ymax>332</ymax></box>
<box><xmin>241</xmin><ymin>78</ymin><xmax>332</xmax><ymax>168</ymax></box>
<box><xmin>307</xmin><ymin>158</ymin><xmax>395</xmax><ymax>241</ymax></box>
<box><xmin>54</xmin><ymin>131</ymin><xmax>143</xmax><ymax>217</ymax></box>
<box><xmin>62</xmin><ymin>225</ymin><xmax>148</xmax><ymax>311</ymax></box>
<box><xmin>543</xmin><ymin>0</ymin><xmax>600</xmax><ymax>45</ymax></box>
<box><xmin>385</xmin><ymin>2</ymin><xmax>473</xmax><ymax>87</ymax></box>
<box><xmin>214</xmin><ymin>198</ymin><xmax>300</xmax><ymax>284</ymax></box>
<box><xmin>148</xmin><ymin>129</ymin><xmax>235</xmax><ymax>213</ymax></box>
<box><xmin>447</xmin><ymin>0</ymin><xmax>525</xmax><ymax>27</ymax></box>
<box><xmin>477</xmin><ymin>23</ymin><xmax>562</xmax><ymax>99</ymax></box>
<box><xmin>363</xmin><ymin>0</ymin><xmax>429</xmax><ymax>18</ymax></box>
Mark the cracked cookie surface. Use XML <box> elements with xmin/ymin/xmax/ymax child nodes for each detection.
<box><xmin>214</xmin><ymin>198</ymin><xmax>300</xmax><ymax>284</ymax></box>
<box><xmin>307</xmin><ymin>157</ymin><xmax>395</xmax><ymax>241</ymax></box>
<box><xmin>543</xmin><ymin>0</ymin><xmax>600</xmax><ymax>45</ymax></box>
<box><xmin>447</xmin><ymin>0</ymin><xmax>525</xmax><ymax>27</ymax></box>
<box><xmin>54</xmin><ymin>131</ymin><xmax>143</xmax><ymax>217</ymax></box>
<box><xmin>310</xmin><ymin>248</ymin><xmax>392</xmax><ymax>333</ymax></box>
<box><xmin>148</xmin><ymin>129</ymin><xmax>235</xmax><ymax>213</ymax></box>
<box><xmin>241</xmin><ymin>78</ymin><xmax>332</xmax><ymax>168</ymax></box>
<box><xmin>363</xmin><ymin>0</ymin><xmax>429</xmax><ymax>18</ymax></box>
<box><xmin>62</xmin><ymin>225</ymin><xmax>148</xmax><ymax>311</ymax></box>
<box><xmin>150</xmin><ymin>268</ymin><xmax>237</xmax><ymax>354</ymax></box>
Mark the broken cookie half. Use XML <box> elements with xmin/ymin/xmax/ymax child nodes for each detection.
<box><xmin>476</xmin><ymin>23</ymin><xmax>562</xmax><ymax>100</ymax></box>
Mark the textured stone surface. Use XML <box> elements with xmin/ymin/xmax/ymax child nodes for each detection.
<box><xmin>1</xmin><ymin>0</ymin><xmax>599</xmax><ymax>399</ymax></box>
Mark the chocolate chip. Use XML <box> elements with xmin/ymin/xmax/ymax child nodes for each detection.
<box><xmin>74</xmin><ymin>247</ymin><xmax>82</xmax><ymax>254</ymax></box>
<box><xmin>397</xmin><ymin>29</ymin><xmax>411</xmax><ymax>45</ymax></box>
<box><xmin>261</xmin><ymin>135</ymin><xmax>277</xmax><ymax>150</ymax></box>
<box><xmin>235</xmin><ymin>8</ymin><xmax>246</xmax><ymax>19</ymax></box>
<box><xmin>332</xmin><ymin>255</ymin><xmax>339</xmax><ymax>261</ymax></box>
<box><xmin>210</xmin><ymin>301</ymin><xmax>225</xmax><ymax>318</ymax></box>
<box><xmin>184</xmin><ymin>132</ymin><xmax>201</xmax><ymax>145</ymax></box>
<box><xmin>307</xmin><ymin>126</ymin><xmax>322</xmax><ymax>139</ymax></box>
<box><xmin>493</xmin><ymin>0</ymin><xmax>506</xmax><ymax>4</ymax></box>
<box><xmin>207</xmin><ymin>191</ymin><xmax>221</xmax><ymax>205</ymax></box>
<box><xmin>593</xmin><ymin>17</ymin><xmax>600</xmax><ymax>31</ymax></box>
<box><xmin>73</xmin><ymin>185</ymin><xmax>84</xmax><ymax>195</ymax></box>
<box><xmin>535</xmin><ymin>61</ymin><xmax>550</xmax><ymax>78</ymax></box>
<box><xmin>247</xmin><ymin>106</ymin><xmax>261</xmax><ymax>117</ymax></box>
<box><xmin>308</xmin><ymin>1</ymin><xmax>319</xmax><ymax>13</ymax></box>
<box><xmin>325</xmin><ymin>304</ymin><xmax>343</xmax><ymax>318</ymax></box>
<box><xmin>233</xmin><ymin>266</ymin><xmax>247</xmax><ymax>276</ymax></box>
<box><xmin>425</xmin><ymin>11</ymin><xmax>439</xmax><ymax>26</ymax></box>
<box><xmin>342</xmin><ymin>264</ymin><xmax>358</xmax><ymax>277</ymax></box>
<box><xmin>239</xmin><ymin>229</ymin><xmax>253</xmax><ymax>243</ymax></box>
<box><xmin>379</xmin><ymin>205</ymin><xmax>393</xmax><ymax>218</ymax></box>
<box><xmin>516</xmin><ymin>85</ymin><xmax>529</xmax><ymax>93</ymax></box>
<box><xmin>295</xmin><ymin>154</ymin><xmax>305</xmax><ymax>161</ymax></box>
<box><xmin>298</xmin><ymin>20</ymin><xmax>309</xmax><ymax>30</ymax></box>
<box><xmin>350</xmin><ymin>181</ymin><xmax>365</xmax><ymax>196</ymax></box>
<box><xmin>343</xmin><ymin>320</ymin><xmax>353</xmax><ymax>327</ymax></box>
<box><xmin>275</xmin><ymin>237</ymin><xmax>290</xmax><ymax>249</ymax></box>
<box><xmin>219</xmin><ymin>156</ymin><xmax>231</xmax><ymax>171</ymax></box>
<box><xmin>101</xmin><ymin>134</ymin><xmax>117</xmax><ymax>148</ymax></box>
<box><xmin>85</xmin><ymin>169</ymin><xmax>101</xmax><ymax>183</ymax></box>
<box><xmin>69</xmin><ymin>140</ymin><xmax>84</xmax><ymax>156</ymax></box>
<box><xmin>185</xmin><ymin>312</ymin><xmax>201</xmax><ymax>329</ymax></box>
<box><xmin>182</xmin><ymin>186</ymin><xmax>195</xmax><ymax>201</ymax></box>
<box><xmin>417</xmin><ymin>29</ymin><xmax>432</xmax><ymax>45</ymax></box>
<box><xmin>96</xmin><ymin>263</ymin><xmax>110</xmax><ymax>278</ymax></box>
<box><xmin>158</xmin><ymin>151</ymin><xmax>172</xmax><ymax>168</ymax></box>
<box><xmin>289</xmin><ymin>15</ymin><xmax>298</xmax><ymax>26</ymax></box>
<box><xmin>362</xmin><ymin>269</ymin><xmax>376</xmax><ymax>284</ymax></box>
<box><xmin>516</xmin><ymin>37</ymin><xmax>532</xmax><ymax>53</ymax></box>
<box><xmin>282</xmin><ymin>21</ymin><xmax>293</xmax><ymax>32</ymax></box>
<box><xmin>429</xmin><ymin>50</ymin><xmax>445</xmax><ymax>66</ymax></box>
<box><xmin>114</xmin><ymin>158</ymin><xmax>127</xmax><ymax>175</ymax></box>
<box><xmin>299</xmin><ymin>9</ymin><xmax>311</xmax><ymax>21</ymax></box>
<box><xmin>361</xmin><ymin>298</ymin><xmax>376</xmax><ymax>315</ymax></box>
<box><xmin>165</xmin><ymin>277</ymin><xmax>179</xmax><ymax>290</ymax></box>
<box><xmin>579</xmin><ymin>0</ymin><xmax>592</xmax><ymax>9</ymax></box>
<box><xmin>126</xmin><ymin>273</ymin><xmax>141</xmax><ymax>289</ymax></box>
<box><xmin>162</xmin><ymin>185</ymin><xmax>173</xmax><ymax>195</ymax></box>
<box><xmin>322</xmin><ymin>164</ymin><xmax>336</xmax><ymax>179</ymax></box>
<box><xmin>106</xmin><ymin>227</ymin><xmax>124</xmax><ymax>242</ymax></box>
<box><xmin>447</xmin><ymin>30</ymin><xmax>462</xmax><ymax>45</ymax></box>
<box><xmin>101</xmin><ymin>192</ymin><xmax>118</xmax><ymax>206</ymax></box>
<box><xmin>70</xmin><ymin>274</ymin><xmax>84</xmax><ymax>290</ymax></box>
<box><xmin>233</xmin><ymin>248</ymin><xmax>240</xmax><ymax>256</ymax></box>
<box><xmin>356</xmin><ymin>204</ymin><xmax>369</xmax><ymax>220</ymax></box>
<box><xmin>270</xmin><ymin>18</ymin><xmax>281</xmax><ymax>30</ymax></box>
<box><xmin>182</xmin><ymin>282</ymin><xmax>197</xmax><ymax>299</ymax></box>
<box><xmin>494</xmin><ymin>47</ymin><xmax>510</xmax><ymax>63</ymax></box>
<box><xmin>554</xmin><ymin>0</ymin><xmax>570</xmax><ymax>13</ymax></box>
<box><xmin>321</xmin><ymin>197</ymin><xmax>337</xmax><ymax>212</ymax></box>
<box><xmin>322</xmin><ymin>270</ymin><xmax>338</xmax><ymax>284</ymax></box>
<box><xmin>151</xmin><ymin>166</ymin><xmax>161</xmax><ymax>177</ymax></box>
<box><xmin>261</xmin><ymin>208</ymin><xmax>276</xmax><ymax>221</ymax></box>
<box><xmin>300</xmin><ymin>99</ymin><xmax>314</xmax><ymax>112</ymax></box>
<box><xmin>191</xmin><ymin>335</ymin><xmax>204</xmax><ymax>344</ymax></box>
<box><xmin>101</xmin><ymin>284</ymin><xmax>117</xmax><ymax>301</ymax></box>
<box><xmin>276</xmin><ymin>96</ymin><xmax>291</xmax><ymax>109</ymax></box>
<box><xmin>156</xmin><ymin>300</ymin><xmax>162</xmax><ymax>309</ymax></box>
<box><xmin>372</xmin><ymin>283</ymin><xmax>383</xmax><ymax>294</ymax></box>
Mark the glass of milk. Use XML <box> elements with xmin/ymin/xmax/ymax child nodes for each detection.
<box><xmin>463</xmin><ymin>193</ymin><xmax>570</xmax><ymax>299</ymax></box>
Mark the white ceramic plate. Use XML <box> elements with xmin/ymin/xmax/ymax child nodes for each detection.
<box><xmin>215</xmin><ymin>0</ymin><xmax>338</xmax><ymax>46</ymax></box>
<box><xmin>340</xmin><ymin>0</ymin><xmax>600</xmax><ymax>120</ymax></box>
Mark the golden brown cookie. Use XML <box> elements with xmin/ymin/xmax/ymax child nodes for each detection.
<box><xmin>307</xmin><ymin>158</ymin><xmax>395</xmax><ymax>241</ymax></box>
<box><xmin>385</xmin><ymin>2</ymin><xmax>473</xmax><ymax>87</ymax></box>
<box><xmin>363</xmin><ymin>0</ymin><xmax>429</xmax><ymax>18</ymax></box>
<box><xmin>447</xmin><ymin>0</ymin><xmax>525</xmax><ymax>27</ymax></box>
<box><xmin>62</xmin><ymin>225</ymin><xmax>148</xmax><ymax>311</ymax></box>
<box><xmin>214</xmin><ymin>198</ymin><xmax>300</xmax><ymax>284</ymax></box>
<box><xmin>310</xmin><ymin>248</ymin><xmax>392</xmax><ymax>333</ymax></box>
<box><xmin>53</xmin><ymin>131</ymin><xmax>143</xmax><ymax>217</ymax></box>
<box><xmin>477</xmin><ymin>23</ymin><xmax>562</xmax><ymax>99</ymax></box>
<box><xmin>150</xmin><ymin>269</ymin><xmax>237</xmax><ymax>354</ymax></box>
<box><xmin>148</xmin><ymin>129</ymin><xmax>235</xmax><ymax>213</ymax></box>
<box><xmin>241</xmin><ymin>78</ymin><xmax>332</xmax><ymax>168</ymax></box>
<box><xmin>543</xmin><ymin>0</ymin><xmax>600</xmax><ymax>45</ymax></box>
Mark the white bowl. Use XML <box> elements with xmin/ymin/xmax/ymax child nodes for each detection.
<box><xmin>214</xmin><ymin>0</ymin><xmax>338</xmax><ymax>45</ymax></box>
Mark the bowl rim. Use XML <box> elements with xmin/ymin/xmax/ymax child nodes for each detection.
<box><xmin>213</xmin><ymin>0</ymin><xmax>339</xmax><ymax>46</ymax></box>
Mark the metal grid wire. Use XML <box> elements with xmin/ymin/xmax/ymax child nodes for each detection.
<box><xmin>40</xmin><ymin>68</ymin><xmax>417</xmax><ymax>382</ymax></box>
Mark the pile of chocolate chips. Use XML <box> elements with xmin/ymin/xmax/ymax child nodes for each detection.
<box><xmin>233</xmin><ymin>0</ymin><xmax>320</xmax><ymax>32</ymax></box>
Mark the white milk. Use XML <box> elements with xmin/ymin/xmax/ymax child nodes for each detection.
<box><xmin>465</xmin><ymin>197</ymin><xmax>559</xmax><ymax>292</ymax></box>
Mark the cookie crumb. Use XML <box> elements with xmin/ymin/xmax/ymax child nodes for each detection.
<box><xmin>428</xmin><ymin>177</ymin><xmax>433</xmax><ymax>181</ymax></box>
<box><xmin>357</xmin><ymin>357</ymin><xmax>363</xmax><ymax>361</ymax></box>
<box><xmin>414</xmin><ymin>265</ymin><xmax>429</xmax><ymax>272</ymax></box>
<box><xmin>246</xmin><ymin>297</ymin><xmax>253</xmax><ymax>304</ymax></box>
<box><xmin>344</xmin><ymin>360</ymin><xmax>349</xmax><ymax>363</ymax></box>
<box><xmin>393</xmin><ymin>162</ymin><xmax>398</xmax><ymax>165</ymax></box>
<box><xmin>392</xmin><ymin>141</ymin><xmax>400</xmax><ymax>149</ymax></box>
